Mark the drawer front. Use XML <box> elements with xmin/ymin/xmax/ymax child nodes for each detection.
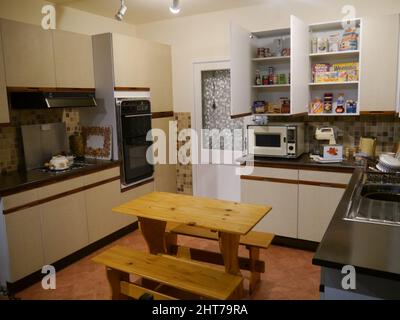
<box><xmin>3</xmin><ymin>189</ymin><xmax>39</xmax><ymax>211</ymax></box>
<box><xmin>245</xmin><ymin>166</ymin><xmax>298</xmax><ymax>180</ymax></box>
<box><xmin>83</xmin><ymin>167</ymin><xmax>120</xmax><ymax>186</ymax></box>
<box><xmin>299</xmin><ymin>170</ymin><xmax>351</xmax><ymax>185</ymax></box>
<box><xmin>38</xmin><ymin>177</ymin><xmax>84</xmax><ymax>199</ymax></box>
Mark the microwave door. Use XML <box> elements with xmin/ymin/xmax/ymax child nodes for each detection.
<box><xmin>252</xmin><ymin>127</ymin><xmax>287</xmax><ymax>156</ymax></box>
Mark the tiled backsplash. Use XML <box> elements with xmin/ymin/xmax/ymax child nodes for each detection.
<box><xmin>267</xmin><ymin>115</ymin><xmax>400</xmax><ymax>154</ymax></box>
<box><xmin>175</xmin><ymin>112</ymin><xmax>193</xmax><ymax>195</ymax></box>
<box><xmin>0</xmin><ymin>108</ymin><xmax>80</xmax><ymax>173</ymax></box>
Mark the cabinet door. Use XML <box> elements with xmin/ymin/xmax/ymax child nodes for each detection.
<box><xmin>0</xmin><ymin>25</ymin><xmax>9</xmax><ymax>124</ymax></box>
<box><xmin>40</xmin><ymin>192</ymin><xmax>88</xmax><ymax>264</ymax></box>
<box><xmin>52</xmin><ymin>30</ymin><xmax>95</xmax><ymax>88</ymax></box>
<box><xmin>298</xmin><ymin>184</ymin><xmax>345</xmax><ymax>242</ymax></box>
<box><xmin>290</xmin><ymin>15</ymin><xmax>310</xmax><ymax>115</ymax></box>
<box><xmin>241</xmin><ymin>179</ymin><xmax>298</xmax><ymax>238</ymax></box>
<box><xmin>230</xmin><ymin>22</ymin><xmax>254</xmax><ymax>117</ymax></box>
<box><xmin>85</xmin><ymin>180</ymin><xmax>126</xmax><ymax>243</ymax></box>
<box><xmin>1</xmin><ymin>19</ymin><xmax>56</xmax><ymax>87</ymax></box>
<box><xmin>360</xmin><ymin>14</ymin><xmax>399</xmax><ymax>111</ymax></box>
<box><xmin>113</xmin><ymin>34</ymin><xmax>173</xmax><ymax>112</ymax></box>
<box><xmin>5</xmin><ymin>207</ymin><xmax>44</xmax><ymax>282</ymax></box>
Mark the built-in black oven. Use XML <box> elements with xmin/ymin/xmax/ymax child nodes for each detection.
<box><xmin>117</xmin><ymin>99</ymin><xmax>154</xmax><ymax>185</ymax></box>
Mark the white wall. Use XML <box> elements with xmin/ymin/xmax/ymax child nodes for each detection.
<box><xmin>136</xmin><ymin>0</ymin><xmax>400</xmax><ymax>113</ymax></box>
<box><xmin>0</xmin><ymin>0</ymin><xmax>136</xmax><ymax>36</ymax></box>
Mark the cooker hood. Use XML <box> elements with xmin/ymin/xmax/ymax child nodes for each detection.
<box><xmin>8</xmin><ymin>88</ymin><xmax>97</xmax><ymax>109</ymax></box>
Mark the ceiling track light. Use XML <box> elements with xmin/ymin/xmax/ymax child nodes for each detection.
<box><xmin>115</xmin><ymin>0</ymin><xmax>127</xmax><ymax>21</ymax></box>
<box><xmin>169</xmin><ymin>0</ymin><xmax>181</xmax><ymax>14</ymax></box>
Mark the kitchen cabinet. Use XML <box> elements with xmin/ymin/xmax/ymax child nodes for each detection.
<box><xmin>152</xmin><ymin>117</ymin><xmax>177</xmax><ymax>193</ymax></box>
<box><xmin>359</xmin><ymin>14</ymin><xmax>399</xmax><ymax>112</ymax></box>
<box><xmin>298</xmin><ymin>170</ymin><xmax>351</xmax><ymax>242</ymax></box>
<box><xmin>230</xmin><ymin>15</ymin><xmax>309</xmax><ymax>117</ymax></box>
<box><xmin>85</xmin><ymin>179</ymin><xmax>124</xmax><ymax>243</ymax></box>
<box><xmin>298</xmin><ymin>184</ymin><xmax>345</xmax><ymax>242</ymax></box>
<box><xmin>112</xmin><ymin>34</ymin><xmax>173</xmax><ymax>112</ymax></box>
<box><xmin>52</xmin><ymin>30</ymin><xmax>95</xmax><ymax>88</ymax></box>
<box><xmin>0</xmin><ymin>19</ymin><xmax>56</xmax><ymax>87</ymax></box>
<box><xmin>40</xmin><ymin>192</ymin><xmax>89</xmax><ymax>264</ymax></box>
<box><xmin>241</xmin><ymin>167</ymin><xmax>299</xmax><ymax>238</ymax></box>
<box><xmin>0</xmin><ymin>25</ymin><xmax>9</xmax><ymax>124</ymax></box>
<box><xmin>5</xmin><ymin>207</ymin><xmax>45</xmax><ymax>282</ymax></box>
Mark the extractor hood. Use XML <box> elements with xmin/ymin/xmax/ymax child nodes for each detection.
<box><xmin>8</xmin><ymin>88</ymin><xmax>97</xmax><ymax>109</ymax></box>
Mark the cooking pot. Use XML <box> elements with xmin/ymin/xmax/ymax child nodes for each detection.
<box><xmin>47</xmin><ymin>155</ymin><xmax>73</xmax><ymax>171</ymax></box>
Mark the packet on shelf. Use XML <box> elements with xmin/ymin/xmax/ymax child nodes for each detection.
<box><xmin>311</xmin><ymin>97</ymin><xmax>324</xmax><ymax>114</ymax></box>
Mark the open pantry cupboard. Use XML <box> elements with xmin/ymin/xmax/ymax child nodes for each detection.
<box><xmin>230</xmin><ymin>15</ymin><xmax>309</xmax><ymax>117</ymax></box>
<box><xmin>230</xmin><ymin>15</ymin><xmax>388</xmax><ymax>118</ymax></box>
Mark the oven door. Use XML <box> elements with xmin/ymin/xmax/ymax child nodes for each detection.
<box><xmin>121</xmin><ymin>114</ymin><xmax>154</xmax><ymax>185</ymax></box>
<box><xmin>248</xmin><ymin>126</ymin><xmax>288</xmax><ymax>156</ymax></box>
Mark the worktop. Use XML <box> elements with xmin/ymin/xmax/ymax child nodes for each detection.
<box><xmin>238</xmin><ymin>153</ymin><xmax>361</xmax><ymax>173</ymax></box>
<box><xmin>313</xmin><ymin>168</ymin><xmax>400</xmax><ymax>282</ymax></box>
<box><xmin>0</xmin><ymin>160</ymin><xmax>121</xmax><ymax>197</ymax></box>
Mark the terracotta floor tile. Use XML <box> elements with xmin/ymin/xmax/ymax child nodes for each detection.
<box><xmin>17</xmin><ymin>230</ymin><xmax>320</xmax><ymax>300</ymax></box>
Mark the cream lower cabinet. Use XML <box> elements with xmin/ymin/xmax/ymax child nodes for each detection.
<box><xmin>40</xmin><ymin>192</ymin><xmax>89</xmax><ymax>264</ymax></box>
<box><xmin>241</xmin><ymin>179</ymin><xmax>298</xmax><ymax>238</ymax></box>
<box><xmin>4</xmin><ymin>207</ymin><xmax>44</xmax><ymax>282</ymax></box>
<box><xmin>85</xmin><ymin>179</ymin><xmax>125</xmax><ymax>243</ymax></box>
<box><xmin>298</xmin><ymin>184</ymin><xmax>345</xmax><ymax>242</ymax></box>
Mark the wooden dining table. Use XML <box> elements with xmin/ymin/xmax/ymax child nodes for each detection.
<box><xmin>112</xmin><ymin>192</ymin><xmax>271</xmax><ymax>296</ymax></box>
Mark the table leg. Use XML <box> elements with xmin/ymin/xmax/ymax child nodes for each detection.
<box><xmin>218</xmin><ymin>232</ymin><xmax>241</xmax><ymax>275</ymax></box>
<box><xmin>138</xmin><ymin>217</ymin><xmax>167</xmax><ymax>255</ymax></box>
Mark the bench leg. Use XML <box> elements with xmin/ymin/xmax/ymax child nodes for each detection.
<box><xmin>106</xmin><ymin>268</ymin><xmax>129</xmax><ymax>300</ymax></box>
<box><xmin>248</xmin><ymin>247</ymin><xmax>261</xmax><ymax>295</ymax></box>
<box><xmin>165</xmin><ymin>232</ymin><xmax>178</xmax><ymax>255</ymax></box>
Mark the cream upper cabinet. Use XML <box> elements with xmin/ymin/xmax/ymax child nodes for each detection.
<box><xmin>360</xmin><ymin>14</ymin><xmax>400</xmax><ymax>112</ymax></box>
<box><xmin>5</xmin><ymin>207</ymin><xmax>44</xmax><ymax>282</ymax></box>
<box><xmin>0</xmin><ymin>25</ymin><xmax>9</xmax><ymax>124</ymax></box>
<box><xmin>52</xmin><ymin>30</ymin><xmax>95</xmax><ymax>88</ymax></box>
<box><xmin>0</xmin><ymin>19</ymin><xmax>56</xmax><ymax>87</ymax></box>
<box><xmin>112</xmin><ymin>34</ymin><xmax>173</xmax><ymax>112</ymax></box>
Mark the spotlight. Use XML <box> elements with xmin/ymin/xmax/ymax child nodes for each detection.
<box><xmin>116</xmin><ymin>0</ymin><xmax>127</xmax><ymax>21</ymax></box>
<box><xmin>169</xmin><ymin>0</ymin><xmax>181</xmax><ymax>14</ymax></box>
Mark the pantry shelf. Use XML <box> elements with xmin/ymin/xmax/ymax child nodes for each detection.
<box><xmin>308</xmin><ymin>112</ymin><xmax>359</xmax><ymax>116</ymax></box>
<box><xmin>252</xmin><ymin>113</ymin><xmax>292</xmax><ymax>116</ymax></box>
<box><xmin>309</xmin><ymin>81</ymin><xmax>359</xmax><ymax>86</ymax></box>
<box><xmin>309</xmin><ymin>50</ymin><xmax>359</xmax><ymax>59</ymax></box>
<box><xmin>253</xmin><ymin>84</ymin><xmax>291</xmax><ymax>89</ymax></box>
<box><xmin>252</xmin><ymin>56</ymin><xmax>291</xmax><ymax>63</ymax></box>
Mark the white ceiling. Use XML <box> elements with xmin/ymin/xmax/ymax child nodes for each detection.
<box><xmin>49</xmin><ymin>0</ymin><xmax>268</xmax><ymax>25</ymax></box>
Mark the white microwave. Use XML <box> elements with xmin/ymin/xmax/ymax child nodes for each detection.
<box><xmin>247</xmin><ymin>123</ymin><xmax>305</xmax><ymax>158</ymax></box>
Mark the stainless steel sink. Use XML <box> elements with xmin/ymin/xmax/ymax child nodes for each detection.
<box><xmin>344</xmin><ymin>172</ymin><xmax>400</xmax><ymax>227</ymax></box>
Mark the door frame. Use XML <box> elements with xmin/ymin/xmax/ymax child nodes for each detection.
<box><xmin>192</xmin><ymin>58</ymin><xmax>230</xmax><ymax>196</ymax></box>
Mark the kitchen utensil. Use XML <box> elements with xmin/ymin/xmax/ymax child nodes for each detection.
<box><xmin>315</xmin><ymin>127</ymin><xmax>337</xmax><ymax>145</ymax></box>
<box><xmin>359</xmin><ymin>137</ymin><xmax>376</xmax><ymax>158</ymax></box>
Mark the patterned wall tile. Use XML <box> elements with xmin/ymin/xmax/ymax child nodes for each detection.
<box><xmin>201</xmin><ymin>70</ymin><xmax>244</xmax><ymax>151</ymax></box>
<box><xmin>175</xmin><ymin>112</ymin><xmax>193</xmax><ymax>195</ymax></box>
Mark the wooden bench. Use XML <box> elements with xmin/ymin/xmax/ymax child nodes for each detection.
<box><xmin>165</xmin><ymin>222</ymin><xmax>275</xmax><ymax>294</ymax></box>
<box><xmin>92</xmin><ymin>245</ymin><xmax>243</xmax><ymax>300</ymax></box>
